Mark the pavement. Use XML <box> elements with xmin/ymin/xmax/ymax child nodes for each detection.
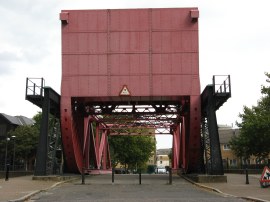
<box><xmin>185</xmin><ymin>174</ymin><xmax>270</xmax><ymax>202</ymax></box>
<box><xmin>0</xmin><ymin>173</ymin><xmax>269</xmax><ymax>202</ymax></box>
<box><xmin>0</xmin><ymin>175</ymin><xmax>78</xmax><ymax>202</ymax></box>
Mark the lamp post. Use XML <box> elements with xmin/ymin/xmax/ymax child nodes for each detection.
<box><xmin>11</xmin><ymin>136</ymin><xmax>16</xmax><ymax>171</ymax></box>
<box><xmin>4</xmin><ymin>137</ymin><xmax>10</xmax><ymax>171</ymax></box>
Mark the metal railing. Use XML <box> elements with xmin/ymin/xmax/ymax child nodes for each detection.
<box><xmin>213</xmin><ymin>75</ymin><xmax>231</xmax><ymax>95</ymax></box>
<box><xmin>25</xmin><ymin>78</ymin><xmax>45</xmax><ymax>97</ymax></box>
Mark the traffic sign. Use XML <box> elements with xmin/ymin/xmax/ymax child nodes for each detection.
<box><xmin>260</xmin><ymin>166</ymin><xmax>270</xmax><ymax>188</ymax></box>
<box><xmin>119</xmin><ymin>85</ymin><xmax>131</xmax><ymax>96</ymax></box>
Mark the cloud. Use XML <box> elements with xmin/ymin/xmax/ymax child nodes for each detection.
<box><xmin>0</xmin><ymin>51</ymin><xmax>22</xmax><ymax>75</ymax></box>
<box><xmin>0</xmin><ymin>51</ymin><xmax>21</xmax><ymax>61</ymax></box>
<box><xmin>0</xmin><ymin>0</ymin><xmax>270</xmax><ymax>127</ymax></box>
<box><xmin>0</xmin><ymin>1</ymin><xmax>60</xmax><ymax>65</ymax></box>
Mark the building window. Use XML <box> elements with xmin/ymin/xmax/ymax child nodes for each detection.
<box><xmin>223</xmin><ymin>144</ymin><xmax>231</xmax><ymax>150</ymax></box>
<box><xmin>0</xmin><ymin>124</ymin><xmax>7</xmax><ymax>136</ymax></box>
<box><xmin>160</xmin><ymin>161</ymin><xmax>162</xmax><ymax>164</ymax></box>
<box><xmin>229</xmin><ymin>159</ymin><xmax>237</xmax><ymax>167</ymax></box>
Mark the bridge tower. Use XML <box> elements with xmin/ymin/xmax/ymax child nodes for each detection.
<box><xmin>26</xmin><ymin>8</ymin><xmax>231</xmax><ymax>176</ymax></box>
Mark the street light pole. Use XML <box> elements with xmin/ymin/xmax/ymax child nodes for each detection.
<box><xmin>4</xmin><ymin>137</ymin><xmax>10</xmax><ymax>172</ymax></box>
<box><xmin>11</xmin><ymin>136</ymin><xmax>16</xmax><ymax>171</ymax></box>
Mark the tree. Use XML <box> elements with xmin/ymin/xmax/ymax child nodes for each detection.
<box><xmin>6</xmin><ymin>112</ymin><xmax>58</xmax><ymax>170</ymax></box>
<box><xmin>230</xmin><ymin>72</ymin><xmax>270</xmax><ymax>162</ymax></box>
<box><xmin>109</xmin><ymin>135</ymin><xmax>156</xmax><ymax>172</ymax></box>
<box><xmin>7</xmin><ymin>124</ymin><xmax>39</xmax><ymax>170</ymax></box>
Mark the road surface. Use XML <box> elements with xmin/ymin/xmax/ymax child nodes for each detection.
<box><xmin>29</xmin><ymin>174</ymin><xmax>246</xmax><ymax>202</ymax></box>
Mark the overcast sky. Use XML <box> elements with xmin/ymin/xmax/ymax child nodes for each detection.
<box><xmin>1</xmin><ymin>0</ymin><xmax>269</xmax><ymax>148</ymax></box>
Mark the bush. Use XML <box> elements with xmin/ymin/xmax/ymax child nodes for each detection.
<box><xmin>147</xmin><ymin>165</ymin><xmax>156</xmax><ymax>174</ymax></box>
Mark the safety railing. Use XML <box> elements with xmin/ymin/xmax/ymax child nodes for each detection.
<box><xmin>213</xmin><ymin>75</ymin><xmax>231</xmax><ymax>95</ymax></box>
<box><xmin>25</xmin><ymin>78</ymin><xmax>45</xmax><ymax>98</ymax></box>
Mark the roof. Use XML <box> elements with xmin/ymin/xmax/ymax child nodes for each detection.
<box><xmin>156</xmin><ymin>148</ymin><xmax>171</xmax><ymax>155</ymax></box>
<box><xmin>15</xmin><ymin>116</ymin><xmax>35</xmax><ymax>125</ymax></box>
<box><xmin>0</xmin><ymin>113</ymin><xmax>34</xmax><ymax>126</ymax></box>
<box><xmin>218</xmin><ymin>127</ymin><xmax>240</xmax><ymax>144</ymax></box>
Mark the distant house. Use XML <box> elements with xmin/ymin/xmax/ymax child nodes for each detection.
<box><xmin>147</xmin><ymin>149</ymin><xmax>157</xmax><ymax>166</ymax></box>
<box><xmin>0</xmin><ymin>113</ymin><xmax>34</xmax><ymax>139</ymax></box>
<box><xmin>219</xmin><ymin>125</ymin><xmax>241</xmax><ymax>168</ymax></box>
<box><xmin>219</xmin><ymin>125</ymin><xmax>270</xmax><ymax>169</ymax></box>
<box><xmin>156</xmin><ymin>148</ymin><xmax>171</xmax><ymax>168</ymax></box>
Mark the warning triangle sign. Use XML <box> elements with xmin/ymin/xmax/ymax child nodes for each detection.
<box><xmin>260</xmin><ymin>166</ymin><xmax>270</xmax><ymax>182</ymax></box>
<box><xmin>119</xmin><ymin>85</ymin><xmax>131</xmax><ymax>96</ymax></box>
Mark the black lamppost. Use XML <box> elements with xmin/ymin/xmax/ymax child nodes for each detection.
<box><xmin>4</xmin><ymin>137</ymin><xmax>10</xmax><ymax>171</ymax></box>
<box><xmin>11</xmin><ymin>136</ymin><xmax>16</xmax><ymax>171</ymax></box>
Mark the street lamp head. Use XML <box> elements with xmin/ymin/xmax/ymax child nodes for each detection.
<box><xmin>11</xmin><ymin>136</ymin><xmax>16</xmax><ymax>138</ymax></box>
<box><xmin>6</xmin><ymin>137</ymin><xmax>10</xmax><ymax>141</ymax></box>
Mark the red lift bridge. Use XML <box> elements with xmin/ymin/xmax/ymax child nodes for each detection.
<box><xmin>26</xmin><ymin>8</ymin><xmax>231</xmax><ymax>176</ymax></box>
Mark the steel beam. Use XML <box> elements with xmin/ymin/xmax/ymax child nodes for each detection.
<box><xmin>181</xmin><ymin>118</ymin><xmax>187</xmax><ymax>171</ymax></box>
<box><xmin>172</xmin><ymin>126</ymin><xmax>180</xmax><ymax>170</ymax></box>
<box><xmin>34</xmin><ymin>88</ymin><xmax>50</xmax><ymax>176</ymax></box>
<box><xmin>203</xmin><ymin>86</ymin><xmax>224</xmax><ymax>175</ymax></box>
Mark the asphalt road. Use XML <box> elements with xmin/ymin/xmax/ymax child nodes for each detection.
<box><xmin>29</xmin><ymin>174</ymin><xmax>246</xmax><ymax>202</ymax></box>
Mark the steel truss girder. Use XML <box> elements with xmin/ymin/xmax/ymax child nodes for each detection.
<box><xmin>83</xmin><ymin>116</ymin><xmax>111</xmax><ymax>172</ymax></box>
<box><xmin>172</xmin><ymin>117</ymin><xmax>188</xmax><ymax>173</ymax></box>
<box><xmin>201</xmin><ymin>117</ymin><xmax>211</xmax><ymax>174</ymax></box>
<box><xmin>84</xmin><ymin>102</ymin><xmax>184</xmax><ymax>115</ymax></box>
<box><xmin>77</xmin><ymin>103</ymin><xmax>185</xmax><ymax>135</ymax></box>
<box><xmin>109</xmin><ymin>127</ymin><xmax>171</xmax><ymax>136</ymax></box>
<box><xmin>71</xmin><ymin>99</ymin><xmax>190</xmax><ymax>137</ymax></box>
<box><xmin>67</xmin><ymin>98</ymin><xmax>197</xmax><ymax>173</ymax></box>
<box><xmin>46</xmin><ymin>118</ymin><xmax>62</xmax><ymax>175</ymax></box>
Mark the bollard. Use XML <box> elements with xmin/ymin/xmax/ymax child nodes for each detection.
<box><xmin>112</xmin><ymin>167</ymin><xmax>115</xmax><ymax>184</ymax></box>
<box><xmin>81</xmin><ymin>167</ymin><xmax>85</xmax><ymax>185</ymax></box>
<box><xmin>139</xmin><ymin>170</ymin><xmax>142</xmax><ymax>185</ymax></box>
<box><xmin>245</xmin><ymin>168</ymin><xmax>249</xmax><ymax>184</ymax></box>
<box><xmin>169</xmin><ymin>167</ymin><xmax>172</xmax><ymax>185</ymax></box>
<box><xmin>5</xmin><ymin>164</ymin><xmax>10</xmax><ymax>181</ymax></box>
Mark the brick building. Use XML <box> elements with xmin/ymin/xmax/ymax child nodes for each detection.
<box><xmin>219</xmin><ymin>125</ymin><xmax>270</xmax><ymax>169</ymax></box>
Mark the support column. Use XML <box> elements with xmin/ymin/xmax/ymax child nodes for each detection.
<box><xmin>83</xmin><ymin>116</ymin><xmax>90</xmax><ymax>171</ymax></box>
<box><xmin>34</xmin><ymin>88</ymin><xmax>50</xmax><ymax>176</ymax></box>
<box><xmin>181</xmin><ymin>118</ymin><xmax>187</xmax><ymax>170</ymax></box>
<box><xmin>95</xmin><ymin>123</ymin><xmax>100</xmax><ymax>169</ymax></box>
<box><xmin>207</xmin><ymin>87</ymin><xmax>224</xmax><ymax>175</ymax></box>
<box><xmin>172</xmin><ymin>126</ymin><xmax>180</xmax><ymax>170</ymax></box>
<box><xmin>98</xmin><ymin>130</ymin><xmax>106</xmax><ymax>168</ymax></box>
<box><xmin>102</xmin><ymin>134</ymin><xmax>108</xmax><ymax>169</ymax></box>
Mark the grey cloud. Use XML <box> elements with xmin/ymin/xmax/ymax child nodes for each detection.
<box><xmin>0</xmin><ymin>63</ymin><xmax>14</xmax><ymax>75</ymax></box>
<box><xmin>0</xmin><ymin>1</ymin><xmax>60</xmax><ymax>65</ymax></box>
<box><xmin>0</xmin><ymin>51</ymin><xmax>19</xmax><ymax>75</ymax></box>
<box><xmin>0</xmin><ymin>51</ymin><xmax>21</xmax><ymax>61</ymax></box>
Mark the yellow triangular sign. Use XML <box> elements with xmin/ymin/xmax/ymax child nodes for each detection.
<box><xmin>119</xmin><ymin>85</ymin><xmax>131</xmax><ymax>96</ymax></box>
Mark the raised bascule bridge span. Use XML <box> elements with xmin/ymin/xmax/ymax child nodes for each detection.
<box><xmin>26</xmin><ymin>8</ymin><xmax>231</xmax><ymax>176</ymax></box>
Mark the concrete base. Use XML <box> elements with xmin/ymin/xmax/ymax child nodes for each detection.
<box><xmin>87</xmin><ymin>169</ymin><xmax>112</xmax><ymax>175</ymax></box>
<box><xmin>32</xmin><ymin>175</ymin><xmax>75</xmax><ymax>181</ymax></box>
<box><xmin>185</xmin><ymin>174</ymin><xmax>227</xmax><ymax>183</ymax></box>
<box><xmin>171</xmin><ymin>169</ymin><xmax>181</xmax><ymax>175</ymax></box>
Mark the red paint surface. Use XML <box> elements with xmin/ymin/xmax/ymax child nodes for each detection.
<box><xmin>60</xmin><ymin>8</ymin><xmax>201</xmax><ymax>173</ymax></box>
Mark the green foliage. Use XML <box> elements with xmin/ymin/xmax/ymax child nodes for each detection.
<box><xmin>7</xmin><ymin>124</ymin><xmax>39</xmax><ymax>161</ymax></box>
<box><xmin>109</xmin><ymin>135</ymin><xmax>156</xmax><ymax>171</ymax></box>
<box><xmin>2</xmin><ymin>112</ymin><xmax>58</xmax><ymax>168</ymax></box>
<box><xmin>147</xmin><ymin>164</ymin><xmax>156</xmax><ymax>174</ymax></box>
<box><xmin>231</xmin><ymin>72</ymin><xmax>270</xmax><ymax>160</ymax></box>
